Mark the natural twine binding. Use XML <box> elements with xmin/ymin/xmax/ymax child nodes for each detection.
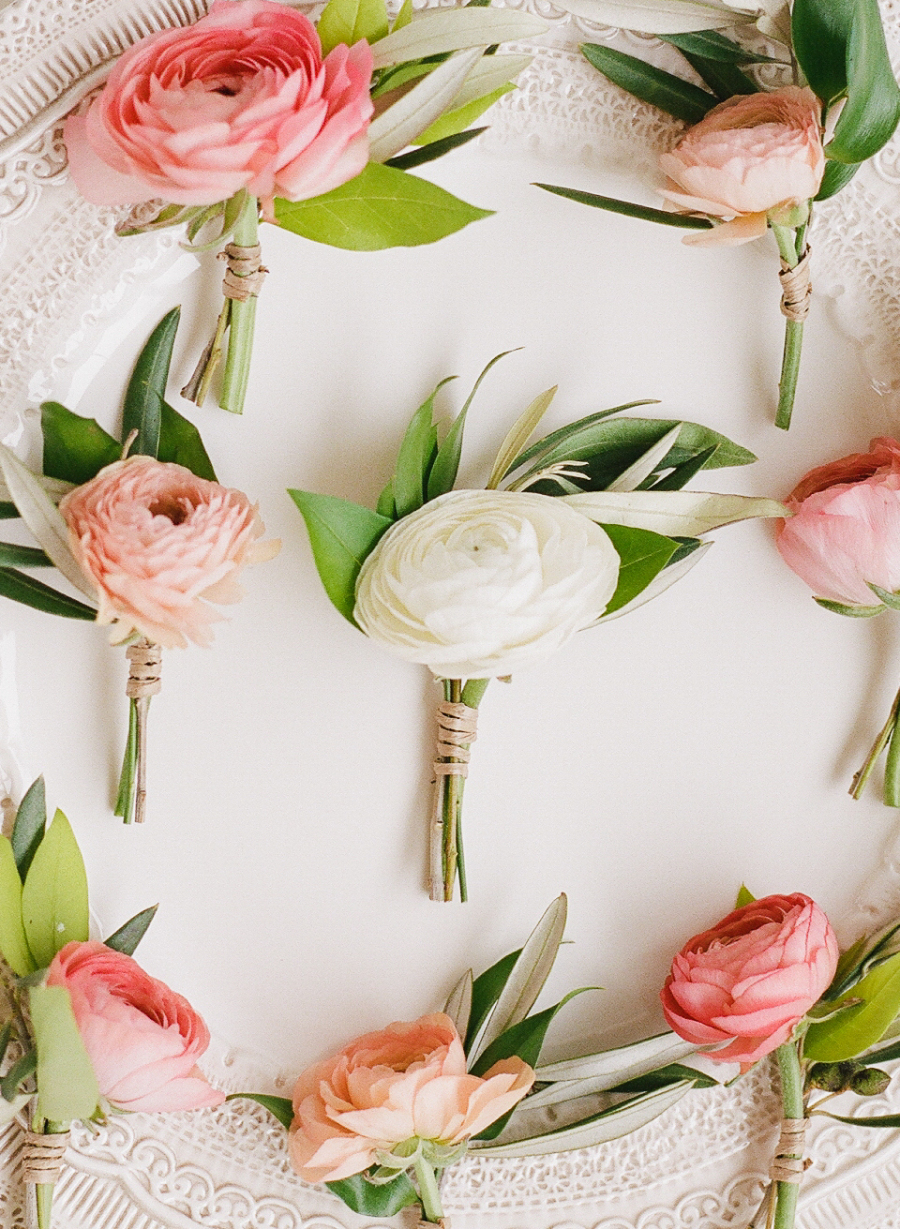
<box><xmin>126</xmin><ymin>638</ymin><xmax>162</xmax><ymax>700</ymax></box>
<box><xmin>23</xmin><ymin>1130</ymin><xmax>69</xmax><ymax>1184</ymax></box>
<box><xmin>770</xmin><ymin>1117</ymin><xmax>808</xmax><ymax>1184</ymax></box>
<box><xmin>433</xmin><ymin>701</ymin><xmax>478</xmax><ymax>779</ymax></box>
<box><xmin>219</xmin><ymin>242</ymin><xmax>268</xmax><ymax>302</ymax></box>
<box><xmin>417</xmin><ymin>1220</ymin><xmax>450</xmax><ymax>1229</ymax></box>
<box><xmin>779</xmin><ymin>247</ymin><xmax>812</xmax><ymax>322</ymax></box>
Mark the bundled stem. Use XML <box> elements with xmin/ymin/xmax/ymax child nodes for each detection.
<box><xmin>413</xmin><ymin>1156</ymin><xmax>445</xmax><ymax>1226</ymax></box>
<box><xmin>773</xmin><ymin>224</ymin><xmax>811</xmax><ymax>431</ymax></box>
<box><xmin>115</xmin><ymin>639</ymin><xmax>161</xmax><ymax>825</ymax></box>
<box><xmin>850</xmin><ymin>680</ymin><xmax>900</xmax><ymax>807</ymax></box>
<box><xmin>771</xmin><ymin>1043</ymin><xmax>806</xmax><ymax>1229</ymax></box>
<box><xmin>428</xmin><ymin>678</ymin><xmax>489</xmax><ymax>903</ymax></box>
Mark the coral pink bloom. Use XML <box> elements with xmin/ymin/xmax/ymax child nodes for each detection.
<box><xmin>776</xmin><ymin>437</ymin><xmax>900</xmax><ymax>608</ymax></box>
<box><xmin>289</xmin><ymin>1013</ymin><xmax>534</xmax><ymax>1183</ymax></box>
<box><xmin>661</xmin><ymin>894</ymin><xmax>839</xmax><ymax>1065</ymax></box>
<box><xmin>59</xmin><ymin>455</ymin><xmax>279</xmax><ymax>649</ymax></box>
<box><xmin>48</xmin><ymin>941</ymin><xmax>224</xmax><ymax>1113</ymax></box>
<box><xmin>658</xmin><ymin>87</ymin><xmax>825</xmax><ymax>247</ymax></box>
<box><xmin>63</xmin><ymin>0</ymin><xmax>374</xmax><ymax>208</ymax></box>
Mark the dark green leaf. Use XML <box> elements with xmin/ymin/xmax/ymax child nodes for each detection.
<box><xmin>12</xmin><ymin>776</ymin><xmax>46</xmax><ymax>881</ymax></box>
<box><xmin>816</xmin><ymin>159</ymin><xmax>861</xmax><ymax>200</ymax></box>
<box><xmin>679</xmin><ymin>51</ymin><xmax>757</xmax><ymax>99</ymax></box>
<box><xmin>40</xmin><ymin>402</ymin><xmax>120</xmax><ymax>486</ymax></box>
<box><xmin>860</xmin><ymin>1036</ymin><xmax>900</xmax><ymax>1065</ymax></box>
<box><xmin>0</xmin><ymin>544</ymin><xmax>50</xmax><ymax>568</ymax></box>
<box><xmin>1</xmin><ymin>1049</ymin><xmax>36</xmax><ymax>1102</ymax></box>
<box><xmin>227</xmin><ymin>1092</ymin><xmax>294</xmax><ymax>1130</ymax></box>
<box><xmin>327</xmin><ymin>1170</ymin><xmax>419</xmax><ymax>1217</ymax></box>
<box><xmin>275</xmin><ymin>163</ymin><xmax>492</xmax><ymax>250</ymax></box>
<box><xmin>393</xmin><ymin>392</ymin><xmax>441</xmax><ymax>517</ymax></box>
<box><xmin>465</xmin><ymin>948</ymin><xmax>521</xmax><ymax>1052</ymax></box>
<box><xmin>536</xmin><ymin>183</ymin><xmax>714</xmax><ymax>230</ymax></box>
<box><xmin>288</xmin><ymin>490</ymin><xmax>393</xmax><ymax>623</ymax></box>
<box><xmin>827</xmin><ymin>0</ymin><xmax>900</xmax><ymax>163</ymax></box>
<box><xmin>814</xmin><ymin>596</ymin><xmax>884</xmax><ymax>617</ymax></box>
<box><xmin>581</xmin><ymin>43</ymin><xmax>716</xmax><ymax>124</ymax></box>
<box><xmin>121</xmin><ymin>307</ymin><xmax>181</xmax><ymax>459</ymax></box>
<box><xmin>648</xmin><ymin>445</ymin><xmax>717</xmax><ymax>491</ymax></box>
<box><xmin>601</xmin><ymin>524</ymin><xmax>679</xmax><ymax>615</ymax></box>
<box><xmin>0</xmin><ymin>568</ymin><xmax>97</xmax><ymax>621</ymax></box>
<box><xmin>508</xmin><ymin>402</ymin><xmax>657</xmax><ymax>474</ymax></box>
<box><xmin>376</xmin><ymin>478</ymin><xmax>396</xmax><ymax>520</ymax></box>
<box><xmin>104</xmin><ymin>904</ymin><xmax>158</xmax><ymax>955</ymax></box>
<box><xmin>666</xmin><ymin>536</ymin><xmax>704</xmax><ymax>567</ymax></box>
<box><xmin>792</xmin><ymin>0</ymin><xmax>853</xmax><ymax>105</ymax></box>
<box><xmin>157</xmin><ymin>402</ymin><xmax>217</xmax><ymax>481</ymax></box>
<box><xmin>0</xmin><ymin>504</ymin><xmax>18</xmax><ymax>520</ymax></box>
<box><xmin>612</xmin><ymin>1061</ymin><xmax>719</xmax><ymax>1092</ymax></box>
<box><xmin>660</xmin><ymin>31</ymin><xmax>783</xmax><ymax>64</ymax></box>
<box><xmin>821</xmin><ymin>1110</ymin><xmax>900</xmax><ymax>1128</ymax></box>
<box><xmin>429</xmin><ymin>351</ymin><xmax>515</xmax><ymax>501</ymax></box>
<box><xmin>387</xmin><ymin>126</ymin><xmax>488</xmax><ymax>170</ymax></box>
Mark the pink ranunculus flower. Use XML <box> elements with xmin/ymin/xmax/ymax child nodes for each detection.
<box><xmin>658</xmin><ymin>87</ymin><xmax>825</xmax><ymax>246</ymax></box>
<box><xmin>289</xmin><ymin>1013</ymin><xmax>534</xmax><ymax>1183</ymax></box>
<box><xmin>47</xmin><ymin>941</ymin><xmax>225</xmax><ymax>1113</ymax></box>
<box><xmin>776</xmin><ymin>437</ymin><xmax>900</xmax><ymax>608</ymax></box>
<box><xmin>59</xmin><ymin>455</ymin><xmax>279</xmax><ymax>649</ymax></box>
<box><xmin>63</xmin><ymin>0</ymin><xmax>374</xmax><ymax>209</ymax></box>
<box><xmin>661</xmin><ymin>893</ymin><xmax>839</xmax><ymax>1065</ymax></box>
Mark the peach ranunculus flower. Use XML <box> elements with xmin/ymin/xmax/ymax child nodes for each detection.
<box><xmin>659</xmin><ymin>87</ymin><xmax>825</xmax><ymax>246</ymax></box>
<box><xmin>661</xmin><ymin>893</ymin><xmax>839</xmax><ymax>1065</ymax></box>
<box><xmin>775</xmin><ymin>437</ymin><xmax>900</xmax><ymax>609</ymax></box>
<box><xmin>289</xmin><ymin>1013</ymin><xmax>534</xmax><ymax>1183</ymax></box>
<box><xmin>47</xmin><ymin>941</ymin><xmax>225</xmax><ymax>1113</ymax></box>
<box><xmin>59</xmin><ymin>455</ymin><xmax>279</xmax><ymax>649</ymax></box>
<box><xmin>63</xmin><ymin>0</ymin><xmax>374</xmax><ymax>209</ymax></box>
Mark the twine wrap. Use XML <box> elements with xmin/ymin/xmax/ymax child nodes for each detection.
<box><xmin>417</xmin><ymin>1220</ymin><xmax>450</xmax><ymax>1229</ymax></box>
<box><xmin>23</xmin><ymin>1130</ymin><xmax>69</xmax><ymax>1184</ymax></box>
<box><xmin>433</xmin><ymin>702</ymin><xmax>478</xmax><ymax>780</ymax></box>
<box><xmin>219</xmin><ymin>242</ymin><xmax>268</xmax><ymax>302</ymax></box>
<box><xmin>126</xmin><ymin>639</ymin><xmax>162</xmax><ymax>700</ymax></box>
<box><xmin>770</xmin><ymin>1117</ymin><xmax>808</xmax><ymax>1185</ymax></box>
<box><xmin>779</xmin><ymin>247</ymin><xmax>812</xmax><ymax>322</ymax></box>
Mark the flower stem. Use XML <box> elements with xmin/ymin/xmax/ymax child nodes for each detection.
<box><xmin>850</xmin><ymin>681</ymin><xmax>900</xmax><ymax>805</ymax></box>
<box><xmin>413</xmin><ymin>1156</ymin><xmax>444</xmax><ymax>1224</ymax></box>
<box><xmin>432</xmin><ymin>678</ymin><xmax>490</xmax><ymax>903</ymax></box>
<box><xmin>772</xmin><ymin>1042</ymin><xmax>804</xmax><ymax>1229</ymax></box>
<box><xmin>441</xmin><ymin>679</ymin><xmax>464</xmax><ymax>902</ymax></box>
<box><xmin>772</xmin><ymin>224</ymin><xmax>804</xmax><ymax>431</ymax></box>
<box><xmin>114</xmin><ymin>700</ymin><xmax>139</xmax><ymax>824</ymax></box>
<box><xmin>220</xmin><ymin>195</ymin><xmax>260</xmax><ymax>415</ymax></box>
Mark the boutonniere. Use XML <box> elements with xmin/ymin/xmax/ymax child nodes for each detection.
<box><xmin>0</xmin><ymin>778</ymin><xmax>223</xmax><ymax>1229</ymax></box>
<box><xmin>63</xmin><ymin>0</ymin><xmax>546</xmax><ymax>415</ymax></box>
<box><xmin>292</xmin><ymin>357</ymin><xmax>784</xmax><ymax>900</ymax></box>
<box><xmin>0</xmin><ymin>310</ymin><xmax>279</xmax><ymax>824</ymax></box>
<box><xmin>540</xmin><ymin>0</ymin><xmax>900</xmax><ymax>429</ymax></box>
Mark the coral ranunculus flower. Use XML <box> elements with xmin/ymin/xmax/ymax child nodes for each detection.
<box><xmin>63</xmin><ymin>0</ymin><xmax>374</xmax><ymax>208</ymax></box>
<box><xmin>661</xmin><ymin>893</ymin><xmax>839</xmax><ymax>1065</ymax></box>
<box><xmin>289</xmin><ymin>1013</ymin><xmax>534</xmax><ymax>1183</ymax></box>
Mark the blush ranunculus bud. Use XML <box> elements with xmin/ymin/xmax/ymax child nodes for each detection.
<box><xmin>661</xmin><ymin>893</ymin><xmax>839</xmax><ymax>1065</ymax></box>
<box><xmin>353</xmin><ymin>490</ymin><xmax>621</xmax><ymax>680</ymax></box>
<box><xmin>63</xmin><ymin>0</ymin><xmax>374</xmax><ymax>208</ymax></box>
<box><xmin>658</xmin><ymin>87</ymin><xmax>825</xmax><ymax>246</ymax></box>
<box><xmin>289</xmin><ymin>1012</ymin><xmax>534</xmax><ymax>1183</ymax></box>
<box><xmin>59</xmin><ymin>455</ymin><xmax>279</xmax><ymax>649</ymax></box>
<box><xmin>47</xmin><ymin>941</ymin><xmax>225</xmax><ymax>1113</ymax></box>
<box><xmin>776</xmin><ymin>437</ymin><xmax>900</xmax><ymax>608</ymax></box>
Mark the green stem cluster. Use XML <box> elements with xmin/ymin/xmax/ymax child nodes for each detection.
<box><xmin>413</xmin><ymin>1156</ymin><xmax>444</xmax><ymax>1224</ymax></box>
<box><xmin>772</xmin><ymin>223</ymin><xmax>808</xmax><ymax>431</ymax></box>
<box><xmin>220</xmin><ymin>197</ymin><xmax>260</xmax><ymax>415</ymax></box>
<box><xmin>851</xmin><ymin>680</ymin><xmax>900</xmax><ymax>807</ymax></box>
<box><xmin>772</xmin><ymin>1043</ymin><xmax>804</xmax><ymax>1229</ymax></box>
<box><xmin>433</xmin><ymin>677</ymin><xmax>490</xmax><ymax>903</ymax></box>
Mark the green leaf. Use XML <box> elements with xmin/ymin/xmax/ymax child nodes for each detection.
<box><xmin>565</xmin><ymin>490</ymin><xmax>785</xmax><ymax>536</ymax></box>
<box><xmin>21</xmin><ymin>809</ymin><xmax>89</xmax><ymax>969</ymax></box>
<box><xmin>386</xmin><ymin>126</ymin><xmax>487</xmax><ymax>170</ymax></box>
<box><xmin>393</xmin><ymin>0</ymin><xmax>413</xmax><ymax>29</ymax></box>
<box><xmin>369</xmin><ymin>48</ymin><xmax>484</xmax><ymax>162</ymax></box>
<box><xmin>612</xmin><ymin>1061</ymin><xmax>719</xmax><ymax>1091</ymax></box>
<box><xmin>376</xmin><ymin>478</ymin><xmax>396</xmax><ymax>520</ymax></box>
<box><xmin>508</xmin><ymin>403</ymin><xmax>659</xmax><ymax>476</ymax></box>
<box><xmin>317</xmin><ymin>0</ymin><xmax>388</xmax><ymax>55</ymax></box>
<box><xmin>393</xmin><ymin>390</ymin><xmax>441</xmax><ymax>517</ymax></box>
<box><xmin>869</xmin><ymin>583</ymin><xmax>900</xmax><ymax>611</ymax></box>
<box><xmin>121</xmin><ymin>307</ymin><xmax>180</xmax><ymax>459</ymax></box>
<box><xmin>0</xmin><ymin>543</ymin><xmax>50</xmax><ymax>568</ymax></box>
<box><xmin>29</xmin><ymin>983</ymin><xmax>99</xmax><ymax>1123</ymax></box>
<box><xmin>536</xmin><ymin>182</ymin><xmax>715</xmax><ymax>230</ymax></box>
<box><xmin>659</xmin><ymin>31</ymin><xmax>783</xmax><ymax>63</ymax></box>
<box><xmin>40</xmin><ymin>402</ymin><xmax>120</xmax><ymax>486</ymax></box>
<box><xmin>104</xmin><ymin>904</ymin><xmax>158</xmax><ymax>956</ymax></box>
<box><xmin>0</xmin><ymin>568</ymin><xmax>97</xmax><ymax>621</ymax></box>
<box><xmin>649</xmin><ymin>445</ymin><xmax>717</xmax><ymax>491</ymax></box>
<box><xmin>288</xmin><ymin>491</ymin><xmax>393</xmax><ymax>623</ymax></box>
<box><xmin>828</xmin><ymin>0</ymin><xmax>900</xmax><ymax>163</ymax></box>
<box><xmin>0</xmin><ymin>504</ymin><xmax>19</xmax><ymax>519</ymax></box>
<box><xmin>792</xmin><ymin>0</ymin><xmax>853</xmax><ymax>105</ymax></box>
<box><xmin>12</xmin><ymin>776</ymin><xmax>46</xmax><ymax>881</ymax></box>
<box><xmin>465</xmin><ymin>948</ymin><xmax>521</xmax><ymax>1052</ymax></box>
<box><xmin>814</xmin><ymin>596</ymin><xmax>885</xmax><ymax>617</ymax></box>
<box><xmin>601</xmin><ymin>524</ymin><xmax>678</xmax><ymax>615</ymax></box>
<box><xmin>735</xmin><ymin>883</ymin><xmax>756</xmax><ymax>908</ymax></box>
<box><xmin>488</xmin><ymin>387</ymin><xmax>558</xmax><ymax>490</ymax></box>
<box><xmin>821</xmin><ymin>1111</ymin><xmax>900</xmax><ymax>1128</ymax></box>
<box><xmin>327</xmin><ymin>1170</ymin><xmax>419</xmax><ymax>1217</ymax></box>
<box><xmin>275</xmin><ymin>162</ymin><xmax>492</xmax><ymax>250</ymax></box>
<box><xmin>157</xmin><ymin>402</ymin><xmax>217</xmax><ymax>481</ymax></box>
<box><xmin>1</xmin><ymin>1049</ymin><xmax>36</xmax><ymax>1102</ymax></box>
<box><xmin>444</xmin><ymin>968</ymin><xmax>474</xmax><ymax>1036</ymax></box>
<box><xmin>805</xmin><ymin>953</ymin><xmax>900</xmax><ymax>1061</ymax></box>
<box><xmin>816</xmin><ymin>159</ymin><xmax>861</xmax><ymax>201</ymax></box>
<box><xmin>416</xmin><ymin>83</ymin><xmax>514</xmax><ymax>144</ymax></box>
<box><xmin>227</xmin><ymin>1092</ymin><xmax>294</xmax><ymax>1130</ymax></box>
<box><xmin>581</xmin><ymin>44</ymin><xmax>716</xmax><ymax>124</ymax></box>
<box><xmin>679</xmin><ymin>50</ymin><xmax>758</xmax><ymax>98</ymax></box>
<box><xmin>0</xmin><ymin>836</ymin><xmax>35</xmax><ymax>974</ymax></box>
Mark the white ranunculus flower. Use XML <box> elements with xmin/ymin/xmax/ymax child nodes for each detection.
<box><xmin>353</xmin><ymin>490</ymin><xmax>621</xmax><ymax>679</ymax></box>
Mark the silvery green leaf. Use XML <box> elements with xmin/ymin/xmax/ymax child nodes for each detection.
<box><xmin>598</xmin><ymin>541</ymin><xmax>711</xmax><ymax>621</ymax></box>
<box><xmin>470</xmin><ymin>1082</ymin><xmax>693</xmax><ymax>1155</ymax></box>
<box><xmin>564</xmin><ymin>489</ymin><xmax>785</xmax><ymax>536</ymax></box>
<box><xmin>447</xmin><ymin>54</ymin><xmax>534</xmax><ymax>111</ymax></box>
<box><xmin>369</xmin><ymin>48</ymin><xmax>484</xmax><ymax>162</ymax></box>
<box><xmin>550</xmin><ymin>0</ymin><xmax>755</xmax><ymax>33</ymax></box>
<box><xmin>0</xmin><ymin>446</ymin><xmax>96</xmax><ymax>603</ymax></box>
<box><xmin>370</xmin><ymin>9</ymin><xmax>548</xmax><ymax>69</ymax></box>
<box><xmin>534</xmin><ymin>1031</ymin><xmax>699</xmax><ymax>1092</ymax></box>
<box><xmin>607</xmin><ymin>424</ymin><xmax>682</xmax><ymax>493</ymax></box>
<box><xmin>444</xmin><ymin>968</ymin><xmax>473</xmax><ymax>1037</ymax></box>
<box><xmin>470</xmin><ymin>894</ymin><xmax>567</xmax><ymax>1064</ymax></box>
<box><xmin>0</xmin><ymin>472</ymin><xmax>72</xmax><ymax>506</ymax></box>
<box><xmin>488</xmin><ymin>388</ymin><xmax>558</xmax><ymax>490</ymax></box>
